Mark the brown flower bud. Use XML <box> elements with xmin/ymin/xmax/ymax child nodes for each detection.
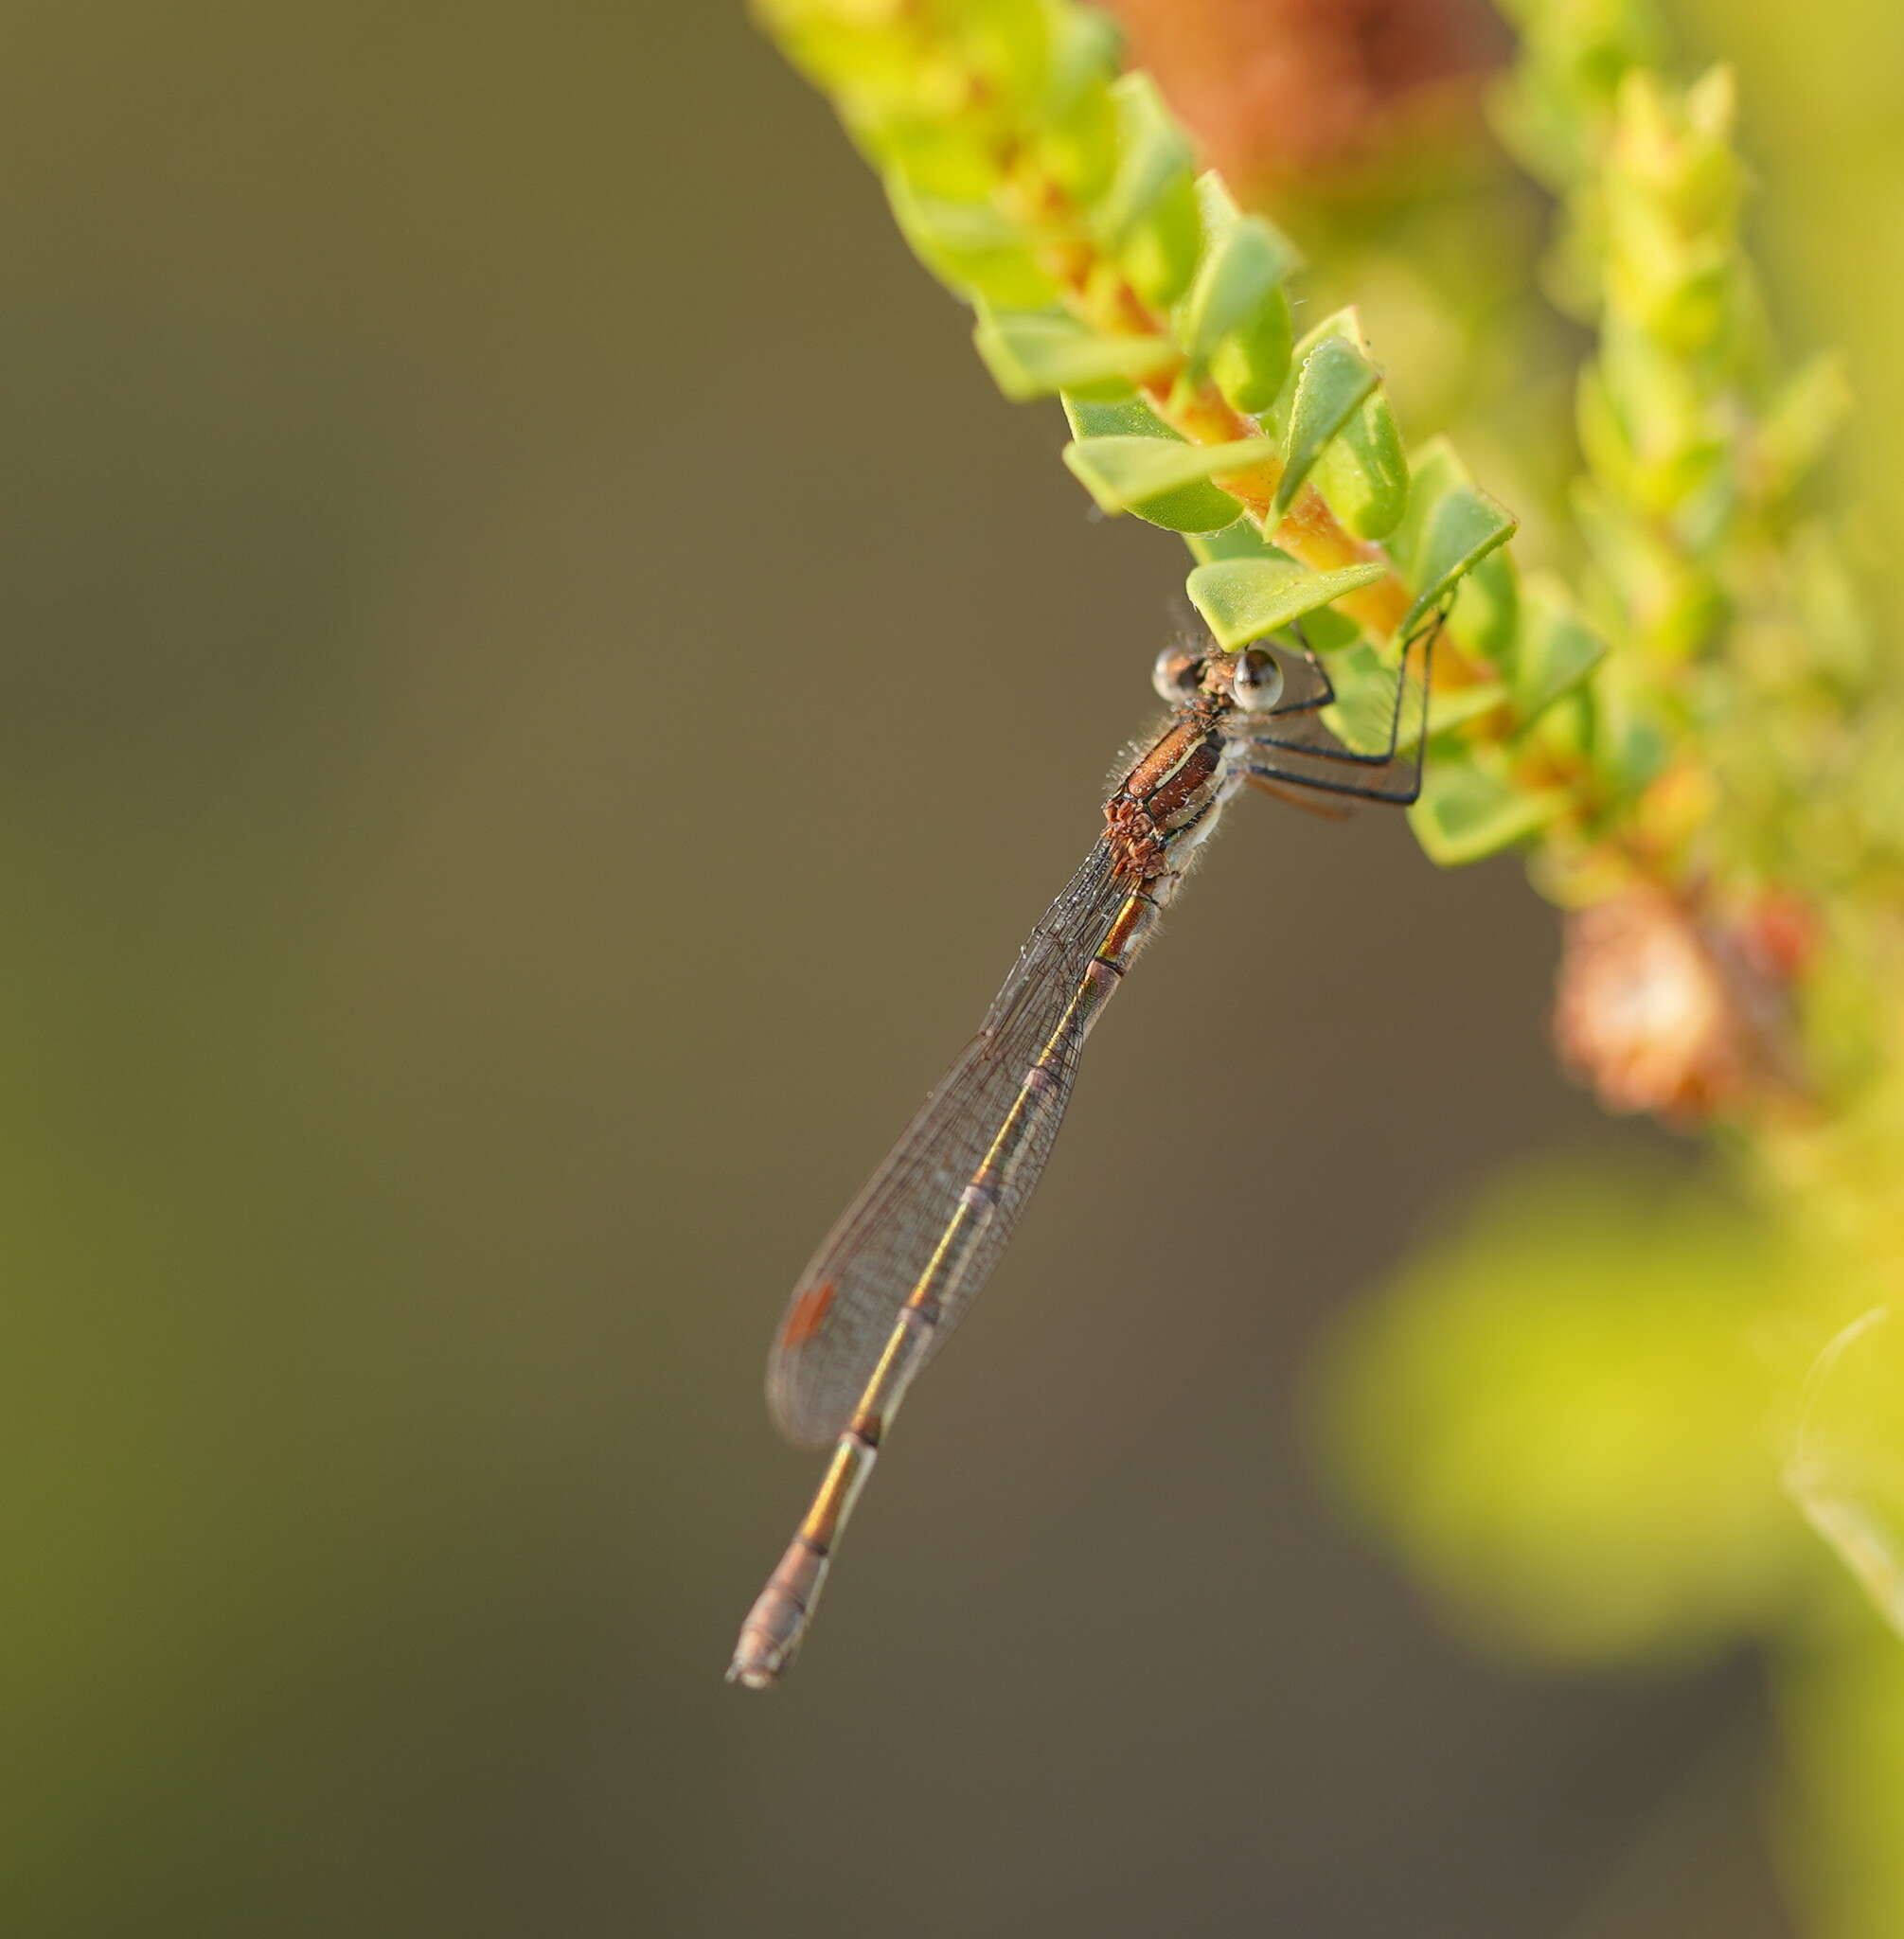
<box><xmin>1103</xmin><ymin>0</ymin><xmax>1506</xmax><ymax>188</ymax></box>
<box><xmin>1554</xmin><ymin>889</ymin><xmax>1807</xmax><ymax>1126</ymax></box>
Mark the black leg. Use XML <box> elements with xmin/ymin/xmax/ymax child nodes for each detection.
<box><xmin>1242</xmin><ymin>607</ymin><xmax>1445</xmax><ymax>807</ymax></box>
<box><xmin>1244</xmin><ymin>758</ymin><xmax>1424</xmax><ymax>806</ymax></box>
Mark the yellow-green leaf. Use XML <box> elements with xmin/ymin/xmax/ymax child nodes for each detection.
<box><xmin>1274</xmin><ymin>331</ymin><xmax>1380</xmax><ymax>517</ymax></box>
<box><xmin>1095</xmin><ymin>73</ymin><xmax>1202</xmax><ymax>307</ymax></box>
<box><xmin>1408</xmin><ymin>752</ymin><xmax>1566</xmax><ymax>864</ymax></box>
<box><xmin>1310</xmin><ymin>387</ymin><xmax>1410</xmax><ymax>540</ymax></box>
<box><xmin>972</xmin><ymin>306</ymin><xmax>1174</xmax><ymax>400</ymax></box>
<box><xmin>1063</xmin><ymin>435</ymin><xmax>1273</xmax><ymax>532</ymax></box>
<box><xmin>1398</xmin><ymin>487</ymin><xmax>1519</xmax><ymax>634</ymax></box>
<box><xmin>1185</xmin><ymin>519</ymin><xmax>1283</xmax><ymax>565</ymax></box>
<box><xmin>1178</xmin><ymin>177</ymin><xmax>1297</xmax><ymax>415</ymax></box>
<box><xmin>1449</xmin><ymin>546</ymin><xmax>1520</xmax><ymax>666</ymax></box>
<box><xmin>1511</xmin><ymin>576</ymin><xmax>1607</xmax><ymax>724</ymax></box>
<box><xmin>884</xmin><ymin>173</ymin><xmax>1058</xmax><ymax>307</ymax></box>
<box><xmin>1185</xmin><ymin>557</ymin><xmax>1385</xmax><ymax>649</ymax></box>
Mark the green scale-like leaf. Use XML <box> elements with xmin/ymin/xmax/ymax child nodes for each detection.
<box><xmin>884</xmin><ymin>172</ymin><xmax>1058</xmax><ymax>307</ymax></box>
<box><xmin>1321</xmin><ymin>650</ymin><xmax>1505</xmax><ymax>760</ymax></box>
<box><xmin>1060</xmin><ymin>390</ymin><xmax>1271</xmax><ymax>533</ymax></box>
<box><xmin>1274</xmin><ymin>331</ymin><xmax>1380</xmax><ymax>517</ymax></box>
<box><xmin>1406</xmin><ymin>492</ymin><xmax>1519</xmax><ymax>626</ymax></box>
<box><xmin>1311</xmin><ymin>391</ymin><xmax>1410</xmax><ymax>542</ymax></box>
<box><xmin>1387</xmin><ymin>436</ymin><xmax>1519</xmax><ymax>634</ymax></box>
<box><xmin>1094</xmin><ymin>73</ymin><xmax>1203</xmax><ymax>308</ymax></box>
<box><xmin>972</xmin><ymin>305</ymin><xmax>1174</xmax><ymax>400</ymax></box>
<box><xmin>1252</xmin><ymin>310</ymin><xmax>1411</xmax><ymax>543</ymax></box>
<box><xmin>1177</xmin><ymin>175</ymin><xmax>1296</xmax><ymax>415</ymax></box>
<box><xmin>1450</xmin><ymin>546</ymin><xmax>1520</xmax><ymax>667</ymax></box>
<box><xmin>1409</xmin><ymin>753</ymin><xmax>1569</xmax><ymax>866</ymax></box>
<box><xmin>1185</xmin><ymin>557</ymin><xmax>1387</xmax><ymax>650</ymax></box>
<box><xmin>1511</xmin><ymin>575</ymin><xmax>1607</xmax><ymax>725</ymax></box>
<box><xmin>1319</xmin><ymin>641</ymin><xmax>1407</xmax><ymax>756</ymax></box>
<box><xmin>1035</xmin><ymin>12</ymin><xmax>1121</xmax><ymax>201</ymax></box>
<box><xmin>1185</xmin><ymin>518</ymin><xmax>1281</xmax><ymax>565</ymax></box>
<box><xmin>1182</xmin><ymin>525</ymin><xmax>1364</xmax><ymax>664</ymax></box>
<box><xmin>1062</xmin><ymin>390</ymin><xmax>1181</xmax><ymax>439</ymax></box>
<box><xmin>1431</xmin><ymin>683</ymin><xmax>1511</xmax><ymax>740</ymax></box>
<box><xmin>1062</xmin><ymin>435</ymin><xmax>1275</xmax><ymax>531</ymax></box>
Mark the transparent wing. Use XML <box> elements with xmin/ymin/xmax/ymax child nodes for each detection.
<box><xmin>766</xmin><ymin>840</ymin><xmax>1130</xmax><ymax>1449</ymax></box>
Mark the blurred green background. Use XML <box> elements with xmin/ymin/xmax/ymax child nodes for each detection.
<box><xmin>4</xmin><ymin>4</ymin><xmax>1895</xmax><ymax>1934</ymax></box>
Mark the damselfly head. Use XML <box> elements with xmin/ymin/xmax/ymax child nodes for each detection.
<box><xmin>1151</xmin><ymin>646</ymin><xmax>1206</xmax><ymax>704</ymax></box>
<box><xmin>1230</xmin><ymin>646</ymin><xmax>1286</xmax><ymax>712</ymax></box>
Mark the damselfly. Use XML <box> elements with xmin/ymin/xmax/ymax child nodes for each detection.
<box><xmin>729</xmin><ymin>616</ymin><xmax>1439</xmax><ymax>1688</ymax></box>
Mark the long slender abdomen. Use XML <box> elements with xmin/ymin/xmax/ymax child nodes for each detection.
<box><xmin>727</xmin><ymin>880</ymin><xmax>1171</xmax><ymax>1688</ymax></box>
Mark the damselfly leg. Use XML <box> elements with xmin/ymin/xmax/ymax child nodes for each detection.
<box><xmin>1244</xmin><ymin>608</ymin><xmax>1445</xmax><ymax>806</ymax></box>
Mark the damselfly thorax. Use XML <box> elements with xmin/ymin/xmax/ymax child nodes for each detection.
<box><xmin>729</xmin><ymin>620</ymin><xmax>1439</xmax><ymax>1689</ymax></box>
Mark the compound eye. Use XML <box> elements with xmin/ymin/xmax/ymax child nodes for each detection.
<box><xmin>1231</xmin><ymin>647</ymin><xmax>1285</xmax><ymax>712</ymax></box>
<box><xmin>1152</xmin><ymin>647</ymin><xmax>1205</xmax><ymax>703</ymax></box>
